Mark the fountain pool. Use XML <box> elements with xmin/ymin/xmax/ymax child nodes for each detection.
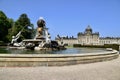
<box><xmin>0</xmin><ymin>47</ymin><xmax>107</xmax><ymax>54</ymax></box>
<box><xmin>0</xmin><ymin>46</ymin><xmax>119</xmax><ymax>67</ymax></box>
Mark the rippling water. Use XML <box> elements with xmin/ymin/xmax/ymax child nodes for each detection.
<box><xmin>0</xmin><ymin>47</ymin><xmax>107</xmax><ymax>54</ymax></box>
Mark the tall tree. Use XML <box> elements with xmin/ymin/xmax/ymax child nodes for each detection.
<box><xmin>0</xmin><ymin>11</ymin><xmax>11</xmax><ymax>42</ymax></box>
<box><xmin>13</xmin><ymin>13</ymin><xmax>34</xmax><ymax>41</ymax></box>
<box><xmin>7</xmin><ymin>18</ymin><xmax>14</xmax><ymax>42</ymax></box>
<box><xmin>0</xmin><ymin>11</ymin><xmax>35</xmax><ymax>43</ymax></box>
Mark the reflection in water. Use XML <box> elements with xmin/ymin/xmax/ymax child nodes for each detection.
<box><xmin>0</xmin><ymin>47</ymin><xmax>107</xmax><ymax>54</ymax></box>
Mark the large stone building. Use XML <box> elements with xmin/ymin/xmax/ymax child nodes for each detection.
<box><xmin>56</xmin><ymin>25</ymin><xmax>120</xmax><ymax>46</ymax></box>
<box><xmin>77</xmin><ymin>25</ymin><xmax>99</xmax><ymax>45</ymax></box>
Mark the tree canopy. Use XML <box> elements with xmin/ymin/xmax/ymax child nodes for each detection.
<box><xmin>0</xmin><ymin>11</ymin><xmax>12</xmax><ymax>42</ymax></box>
<box><xmin>0</xmin><ymin>11</ymin><xmax>35</xmax><ymax>43</ymax></box>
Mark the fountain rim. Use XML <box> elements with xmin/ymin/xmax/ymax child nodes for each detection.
<box><xmin>0</xmin><ymin>50</ymin><xmax>118</xmax><ymax>58</ymax></box>
<box><xmin>0</xmin><ymin>50</ymin><xmax>119</xmax><ymax>67</ymax></box>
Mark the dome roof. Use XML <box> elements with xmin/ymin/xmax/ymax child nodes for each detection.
<box><xmin>85</xmin><ymin>25</ymin><xmax>92</xmax><ymax>34</ymax></box>
<box><xmin>85</xmin><ymin>25</ymin><xmax>92</xmax><ymax>31</ymax></box>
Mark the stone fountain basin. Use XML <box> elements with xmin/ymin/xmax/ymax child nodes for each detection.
<box><xmin>0</xmin><ymin>50</ymin><xmax>119</xmax><ymax>67</ymax></box>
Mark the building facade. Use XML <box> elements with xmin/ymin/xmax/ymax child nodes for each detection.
<box><xmin>78</xmin><ymin>25</ymin><xmax>99</xmax><ymax>45</ymax></box>
<box><xmin>99</xmin><ymin>37</ymin><xmax>120</xmax><ymax>45</ymax></box>
<box><xmin>56</xmin><ymin>25</ymin><xmax>120</xmax><ymax>46</ymax></box>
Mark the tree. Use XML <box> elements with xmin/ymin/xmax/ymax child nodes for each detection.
<box><xmin>0</xmin><ymin>11</ymin><xmax>35</xmax><ymax>43</ymax></box>
<box><xmin>7</xmin><ymin>18</ymin><xmax>15</xmax><ymax>41</ymax></box>
<box><xmin>18</xmin><ymin>14</ymin><xmax>30</xmax><ymax>28</ymax></box>
<box><xmin>13</xmin><ymin>13</ymin><xmax>34</xmax><ymax>41</ymax></box>
<box><xmin>0</xmin><ymin>11</ymin><xmax>11</xmax><ymax>42</ymax></box>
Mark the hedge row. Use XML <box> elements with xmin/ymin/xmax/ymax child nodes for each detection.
<box><xmin>73</xmin><ymin>44</ymin><xmax>119</xmax><ymax>51</ymax></box>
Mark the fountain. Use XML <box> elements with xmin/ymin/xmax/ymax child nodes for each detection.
<box><xmin>0</xmin><ymin>17</ymin><xmax>119</xmax><ymax>67</ymax></box>
<box><xmin>9</xmin><ymin>17</ymin><xmax>66</xmax><ymax>50</ymax></box>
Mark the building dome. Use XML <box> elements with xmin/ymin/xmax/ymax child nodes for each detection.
<box><xmin>85</xmin><ymin>25</ymin><xmax>92</xmax><ymax>34</ymax></box>
<box><xmin>85</xmin><ymin>25</ymin><xmax>92</xmax><ymax>31</ymax></box>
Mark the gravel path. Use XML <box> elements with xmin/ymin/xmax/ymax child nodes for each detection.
<box><xmin>0</xmin><ymin>56</ymin><xmax>120</xmax><ymax>80</ymax></box>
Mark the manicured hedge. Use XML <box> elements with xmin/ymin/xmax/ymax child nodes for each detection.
<box><xmin>73</xmin><ymin>44</ymin><xmax>119</xmax><ymax>51</ymax></box>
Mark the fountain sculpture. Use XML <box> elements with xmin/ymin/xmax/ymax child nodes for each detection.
<box><xmin>1</xmin><ymin>17</ymin><xmax>119</xmax><ymax>67</ymax></box>
<box><xmin>9</xmin><ymin>17</ymin><xmax>66</xmax><ymax>50</ymax></box>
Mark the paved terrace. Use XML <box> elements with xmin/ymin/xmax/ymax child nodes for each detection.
<box><xmin>0</xmin><ymin>55</ymin><xmax>120</xmax><ymax>80</ymax></box>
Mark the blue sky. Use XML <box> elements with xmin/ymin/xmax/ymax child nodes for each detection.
<box><xmin>0</xmin><ymin>0</ymin><xmax>120</xmax><ymax>39</ymax></box>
